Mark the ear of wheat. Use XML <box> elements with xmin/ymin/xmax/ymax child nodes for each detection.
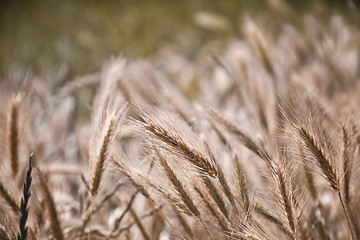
<box><xmin>0</xmin><ymin>3</ymin><xmax>360</xmax><ymax>239</ymax></box>
<box><xmin>17</xmin><ymin>153</ymin><xmax>32</xmax><ymax>240</ymax></box>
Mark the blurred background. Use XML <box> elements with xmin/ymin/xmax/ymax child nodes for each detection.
<box><xmin>0</xmin><ymin>0</ymin><xmax>355</xmax><ymax>87</ymax></box>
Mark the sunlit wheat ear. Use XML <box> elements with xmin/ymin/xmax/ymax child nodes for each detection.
<box><xmin>243</xmin><ymin>17</ymin><xmax>273</xmax><ymax>76</ymax></box>
<box><xmin>156</xmin><ymin>149</ymin><xmax>200</xmax><ymax>217</ymax></box>
<box><xmin>202</xmin><ymin>176</ymin><xmax>229</xmax><ymax>220</ymax></box>
<box><xmin>204</xmin><ymin>104</ymin><xmax>300</xmax><ymax>236</ymax></box>
<box><xmin>233</xmin><ymin>153</ymin><xmax>251</xmax><ymax>213</ymax></box>
<box><xmin>38</xmin><ymin>170</ymin><xmax>64</xmax><ymax>240</ymax></box>
<box><xmin>132</xmin><ymin>104</ymin><xmax>218</xmax><ymax>177</ymax></box>
<box><xmin>202</xmin><ymin>139</ymin><xmax>235</xmax><ymax>210</ymax></box>
<box><xmin>194</xmin><ymin>185</ymin><xmax>229</xmax><ymax>233</ymax></box>
<box><xmin>91</xmin><ymin>107</ymin><xmax>123</xmax><ymax>196</ymax></box>
<box><xmin>297</xmin><ymin>125</ymin><xmax>338</xmax><ymax>191</ymax></box>
<box><xmin>296</xmin><ymin>124</ymin><xmax>356</xmax><ymax>239</ymax></box>
<box><xmin>88</xmin><ymin>58</ymin><xmax>127</xmax><ymax>198</ymax></box>
<box><xmin>8</xmin><ymin>95</ymin><xmax>20</xmax><ymax>179</ymax></box>
<box><xmin>209</xmin><ymin>100</ymin><xmax>298</xmax><ymax>239</ymax></box>
<box><xmin>17</xmin><ymin>153</ymin><xmax>32</xmax><ymax>240</ymax></box>
<box><xmin>272</xmin><ymin>161</ymin><xmax>297</xmax><ymax>240</ymax></box>
<box><xmin>137</xmin><ymin>170</ymin><xmax>191</xmax><ymax>216</ymax></box>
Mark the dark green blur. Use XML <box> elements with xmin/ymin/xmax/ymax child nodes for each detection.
<box><xmin>0</xmin><ymin>0</ymin><xmax>350</xmax><ymax>84</ymax></box>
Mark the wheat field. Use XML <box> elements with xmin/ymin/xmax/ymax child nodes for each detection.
<box><xmin>1</xmin><ymin>3</ymin><xmax>360</xmax><ymax>240</ymax></box>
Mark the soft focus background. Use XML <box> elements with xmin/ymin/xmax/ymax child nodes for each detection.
<box><xmin>0</xmin><ymin>0</ymin><xmax>352</xmax><ymax>86</ymax></box>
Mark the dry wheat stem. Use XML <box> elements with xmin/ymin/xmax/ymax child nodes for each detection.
<box><xmin>130</xmin><ymin>207</ymin><xmax>151</xmax><ymax>240</ymax></box>
<box><xmin>112</xmin><ymin>190</ymin><xmax>139</xmax><ymax>233</ymax></box>
<box><xmin>82</xmin><ymin>182</ymin><xmax>124</xmax><ymax>231</ymax></box>
<box><xmin>110</xmin><ymin>205</ymin><xmax>163</xmax><ymax>238</ymax></box>
<box><xmin>338</xmin><ymin>192</ymin><xmax>356</xmax><ymax>240</ymax></box>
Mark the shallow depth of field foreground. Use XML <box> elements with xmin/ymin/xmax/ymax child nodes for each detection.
<box><xmin>1</xmin><ymin>2</ymin><xmax>360</xmax><ymax>240</ymax></box>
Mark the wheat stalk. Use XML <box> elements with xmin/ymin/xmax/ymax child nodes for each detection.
<box><xmin>38</xmin><ymin>170</ymin><xmax>64</xmax><ymax>240</ymax></box>
<box><xmin>111</xmin><ymin>190</ymin><xmax>139</xmax><ymax>234</ymax></box>
<box><xmin>130</xmin><ymin>207</ymin><xmax>151</xmax><ymax>240</ymax></box>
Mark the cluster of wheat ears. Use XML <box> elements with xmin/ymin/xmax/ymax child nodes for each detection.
<box><xmin>1</xmin><ymin>12</ymin><xmax>360</xmax><ymax>240</ymax></box>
